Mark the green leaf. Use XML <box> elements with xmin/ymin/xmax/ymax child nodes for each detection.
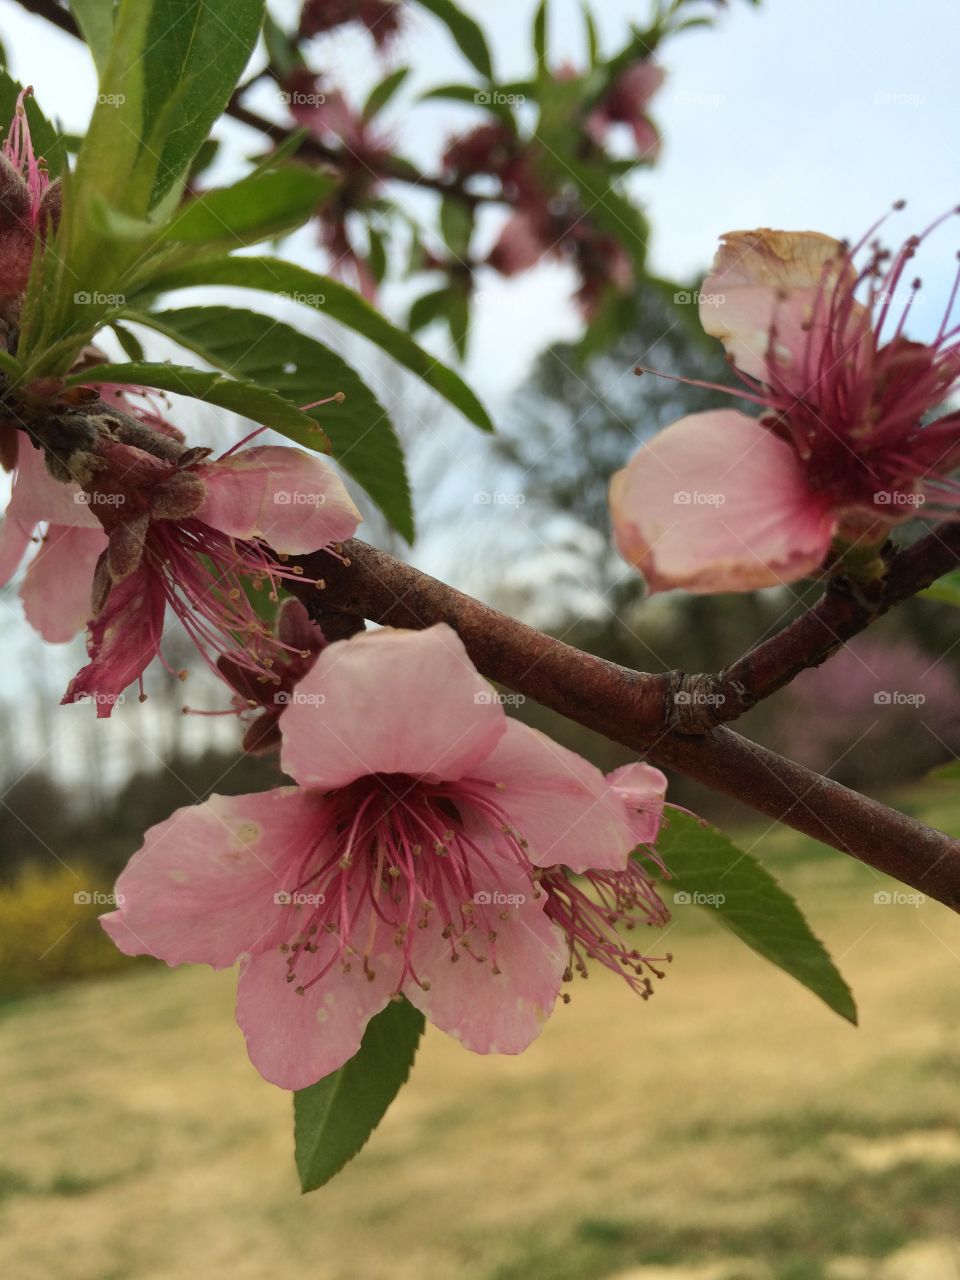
<box><xmin>111</xmin><ymin>322</ymin><xmax>145</xmax><ymax>362</ymax></box>
<box><xmin>130</xmin><ymin>306</ymin><xmax>414</xmax><ymax>540</ymax></box>
<box><xmin>64</xmin><ymin>359</ymin><xmax>330</xmax><ymax>449</ymax></box>
<box><xmin>0</xmin><ymin>72</ymin><xmax>67</xmax><ymax>176</ymax></box>
<box><xmin>444</xmin><ymin>286</ymin><xmax>470</xmax><ymax>360</ymax></box>
<box><xmin>415</xmin><ymin>0</ymin><xmax>493</xmax><ymax>81</ymax></box>
<box><xmin>294</xmin><ymin>999</ymin><xmax>425</xmax><ymax>1193</ymax></box>
<box><xmin>582</xmin><ymin>2</ymin><xmax>599</xmax><ymax>67</ymax></box>
<box><xmin>161</xmin><ymin>169</ymin><xmax>335</xmax><ymax>246</ymax></box>
<box><xmin>653</xmin><ymin>811</ymin><xmax>857</xmax><ymax>1024</ymax></box>
<box><xmin>70</xmin><ymin>0</ymin><xmax>117</xmax><ymax>77</ymax></box>
<box><xmin>533</xmin><ymin>0</ymin><xmax>548</xmax><ymax>72</ymax></box>
<box><xmin>929</xmin><ymin>759</ymin><xmax>960</xmax><ymax>781</ymax></box>
<box><xmin>408</xmin><ymin>286</ymin><xmax>453</xmax><ymax>334</ymax></box>
<box><xmin>920</xmin><ymin>570</ymin><xmax>960</xmax><ymax>607</ymax></box>
<box><xmin>139</xmin><ymin>0</ymin><xmax>265</xmax><ymax>207</ymax></box>
<box><xmin>440</xmin><ymin>196</ymin><xmax>473</xmax><ymax>259</ymax></box>
<box><xmin>136</xmin><ymin>255</ymin><xmax>494</xmax><ymax>432</ymax></box>
<box><xmin>363</xmin><ymin>67</ymin><xmax>410</xmax><ymax>123</ymax></box>
<box><xmin>366</xmin><ymin>223</ymin><xmax>388</xmax><ymax>286</ymax></box>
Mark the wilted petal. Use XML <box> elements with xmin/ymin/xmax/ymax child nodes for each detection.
<box><xmin>701</xmin><ymin>229</ymin><xmax>859</xmax><ymax>387</ymax></box>
<box><xmin>610</xmin><ymin>410</ymin><xmax>837</xmax><ymax>593</ymax></box>
<box><xmin>62</xmin><ymin>566</ymin><xmax>166</xmax><ymax>715</ymax></box>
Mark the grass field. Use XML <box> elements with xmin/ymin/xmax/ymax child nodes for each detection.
<box><xmin>3</xmin><ymin>790</ymin><xmax>960</xmax><ymax>1280</ymax></box>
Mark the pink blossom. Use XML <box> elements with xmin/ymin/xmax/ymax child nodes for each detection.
<box><xmin>63</xmin><ymin>436</ymin><xmax>360</xmax><ymax>716</ymax></box>
<box><xmin>101</xmin><ymin>624</ymin><xmax>660</xmax><ymax>1089</ymax></box>
<box><xmin>286</xmin><ymin>79</ymin><xmax>393</xmax><ymax>297</ymax></box>
<box><xmin>0</xmin><ymin>431</ymin><xmax>107</xmax><ymax>642</ymax></box>
<box><xmin>585</xmin><ymin>61</ymin><xmax>664</xmax><ymax>158</ymax></box>
<box><xmin>488</xmin><ymin>212</ymin><xmax>545</xmax><ymax>277</ymax></box>
<box><xmin>611</xmin><ymin>216</ymin><xmax>960</xmax><ymax>593</ymax></box>
<box><xmin>299</xmin><ymin>0</ymin><xmax>404</xmax><ymax>49</ymax></box>
<box><xmin>216</xmin><ymin>597</ymin><xmax>330</xmax><ymax>754</ymax></box>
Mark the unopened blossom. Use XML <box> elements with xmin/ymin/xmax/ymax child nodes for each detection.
<box><xmin>0</xmin><ymin>88</ymin><xmax>61</xmax><ymax>314</ymax></box>
<box><xmin>62</xmin><ymin>430</ymin><xmax>360</xmax><ymax>716</ymax></box>
<box><xmin>0</xmin><ymin>430</ymin><xmax>107</xmax><ymax>642</ymax></box>
<box><xmin>216</xmin><ymin>597</ymin><xmax>331</xmax><ymax>754</ymax></box>
<box><xmin>101</xmin><ymin>624</ymin><xmax>658</xmax><ymax>1089</ymax></box>
<box><xmin>299</xmin><ymin>0</ymin><xmax>404</xmax><ymax>49</ymax></box>
<box><xmin>585</xmin><ymin>61</ymin><xmax>664</xmax><ymax>159</ymax></box>
<box><xmin>611</xmin><ymin>215</ymin><xmax>960</xmax><ymax>593</ymax></box>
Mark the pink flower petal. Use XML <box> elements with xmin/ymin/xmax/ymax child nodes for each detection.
<box><xmin>610</xmin><ymin>410</ymin><xmax>837</xmax><ymax>593</ymax></box>
<box><xmin>280</xmin><ymin>624</ymin><xmax>507</xmax><ymax>790</ymax></box>
<box><xmin>0</xmin><ymin>516</ymin><xmax>32</xmax><ymax>586</ymax></box>
<box><xmin>101</xmin><ymin>788</ymin><xmax>324</xmax><ymax>969</ymax></box>
<box><xmin>700</xmin><ymin>229</ymin><xmax>861</xmax><ymax>387</ymax></box>
<box><xmin>198</xmin><ymin>446</ymin><xmax>361</xmax><ymax>553</ymax></box>
<box><xmin>606</xmin><ymin>762</ymin><xmax>668</xmax><ymax>844</ymax></box>
<box><xmin>20</xmin><ymin>524</ymin><xmax>106</xmax><ymax>642</ymax></box>
<box><xmin>62</xmin><ymin>566</ymin><xmax>166</xmax><ymax>716</ymax></box>
<box><xmin>235</xmin><ymin>911</ymin><xmax>403</xmax><ymax>1089</ymax></box>
<box><xmin>9</xmin><ymin>437</ymin><xmax>100</xmax><ymax>528</ymax></box>
<box><xmin>468</xmin><ymin>719</ymin><xmax>638</xmax><ymax>872</ymax></box>
<box><xmin>405</xmin><ymin>881</ymin><xmax>565</xmax><ymax>1054</ymax></box>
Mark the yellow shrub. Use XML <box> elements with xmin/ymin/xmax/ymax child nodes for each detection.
<box><xmin>0</xmin><ymin>864</ymin><xmax>149</xmax><ymax>1000</ymax></box>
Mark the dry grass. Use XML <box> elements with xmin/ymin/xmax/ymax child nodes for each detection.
<box><xmin>3</xmin><ymin>794</ymin><xmax>960</xmax><ymax>1280</ymax></box>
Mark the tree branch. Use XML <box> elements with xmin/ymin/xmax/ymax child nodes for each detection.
<box><xmin>292</xmin><ymin>539</ymin><xmax>960</xmax><ymax>911</ymax></box>
<box><xmin>715</xmin><ymin>526</ymin><xmax>960</xmax><ymax>712</ymax></box>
